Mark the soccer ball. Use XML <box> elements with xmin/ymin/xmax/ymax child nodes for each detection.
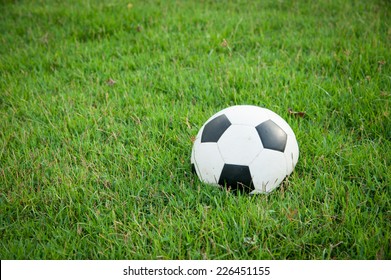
<box><xmin>191</xmin><ymin>105</ymin><xmax>299</xmax><ymax>194</ymax></box>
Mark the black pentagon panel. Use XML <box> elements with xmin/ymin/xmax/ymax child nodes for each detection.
<box><xmin>256</xmin><ymin>120</ymin><xmax>287</xmax><ymax>152</ymax></box>
<box><xmin>201</xmin><ymin>114</ymin><xmax>232</xmax><ymax>143</ymax></box>
<box><xmin>218</xmin><ymin>164</ymin><xmax>254</xmax><ymax>193</ymax></box>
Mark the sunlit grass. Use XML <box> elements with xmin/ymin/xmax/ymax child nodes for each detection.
<box><xmin>0</xmin><ymin>0</ymin><xmax>390</xmax><ymax>259</ymax></box>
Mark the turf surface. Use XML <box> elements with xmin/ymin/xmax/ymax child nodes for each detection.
<box><xmin>0</xmin><ymin>0</ymin><xmax>390</xmax><ymax>259</ymax></box>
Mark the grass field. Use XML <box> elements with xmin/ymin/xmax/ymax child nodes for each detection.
<box><xmin>0</xmin><ymin>0</ymin><xmax>390</xmax><ymax>259</ymax></box>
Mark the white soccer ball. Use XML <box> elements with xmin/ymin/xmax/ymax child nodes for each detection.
<box><xmin>191</xmin><ymin>105</ymin><xmax>299</xmax><ymax>194</ymax></box>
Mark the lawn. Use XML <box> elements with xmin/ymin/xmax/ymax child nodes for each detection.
<box><xmin>0</xmin><ymin>0</ymin><xmax>390</xmax><ymax>259</ymax></box>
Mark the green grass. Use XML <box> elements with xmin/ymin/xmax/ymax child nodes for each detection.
<box><xmin>0</xmin><ymin>0</ymin><xmax>390</xmax><ymax>259</ymax></box>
